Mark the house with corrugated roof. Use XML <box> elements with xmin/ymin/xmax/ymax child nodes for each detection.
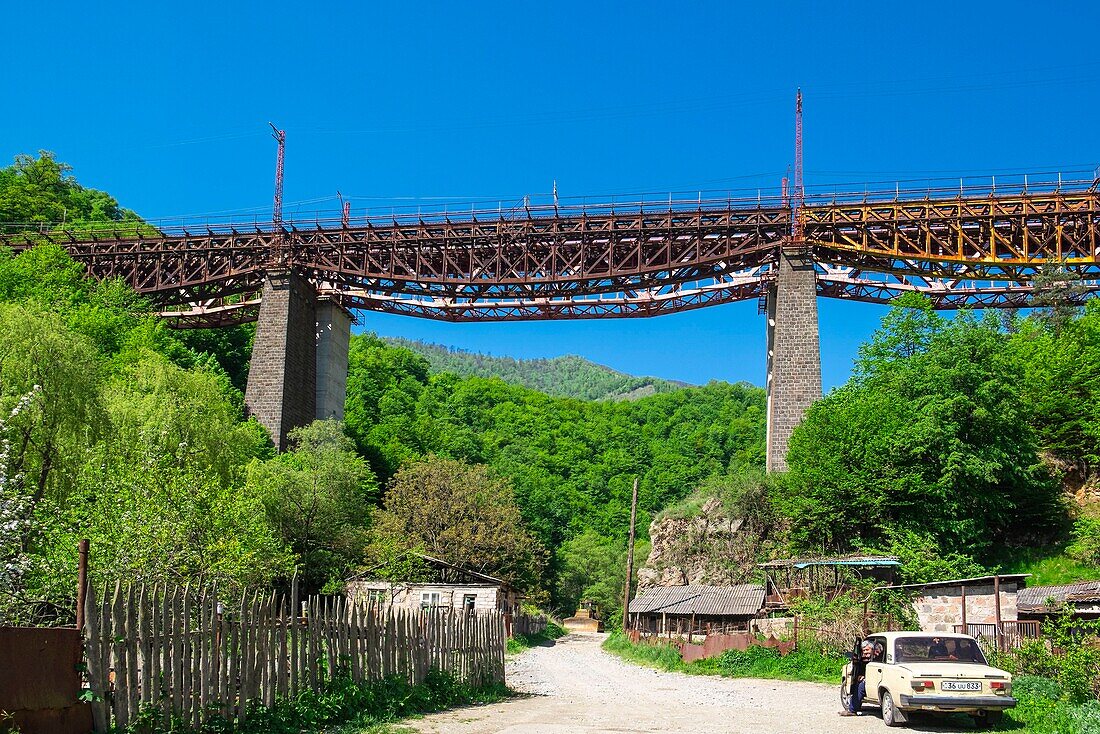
<box><xmin>345</xmin><ymin>553</ymin><xmax>523</xmax><ymax>616</ymax></box>
<box><xmin>627</xmin><ymin>584</ymin><xmax>765</xmax><ymax>637</ymax></box>
<box><xmin>1018</xmin><ymin>580</ymin><xmax>1100</xmax><ymax>619</ymax></box>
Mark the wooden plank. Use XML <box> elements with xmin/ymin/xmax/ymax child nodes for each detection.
<box><xmin>237</xmin><ymin>592</ymin><xmax>251</xmax><ymax>724</ymax></box>
<box><xmin>181</xmin><ymin>585</ymin><xmax>193</xmax><ymax>726</ymax></box>
<box><xmin>226</xmin><ymin>600</ymin><xmax>239</xmax><ymax>720</ymax></box>
<box><xmin>219</xmin><ymin>596</ymin><xmax>230</xmax><ymax>719</ymax></box>
<box><xmin>256</xmin><ymin>594</ymin><xmax>267</xmax><ymax>707</ymax></box>
<box><xmin>166</xmin><ymin>587</ymin><xmax>179</xmax><ymax>722</ymax></box>
<box><xmin>192</xmin><ymin>589</ymin><xmax>204</xmax><ymax>728</ymax></box>
<box><xmin>137</xmin><ymin>585</ymin><xmax>149</xmax><ymax>710</ymax></box>
<box><xmin>109</xmin><ymin>582</ymin><xmax>127</xmax><ymax>728</ymax></box>
<box><xmin>264</xmin><ymin>591</ymin><xmax>275</xmax><ymax>707</ymax></box>
<box><xmin>278</xmin><ymin>595</ymin><xmax>288</xmax><ymax>699</ymax></box>
<box><xmin>289</xmin><ymin>574</ymin><xmax>299</xmax><ymax>696</ymax></box>
<box><xmin>196</xmin><ymin>589</ymin><xmax>207</xmax><ymax>725</ymax></box>
<box><xmin>305</xmin><ymin>594</ymin><xmax>314</xmax><ymax>691</ymax></box>
<box><xmin>149</xmin><ymin>584</ymin><xmax>162</xmax><ymax>719</ymax></box>
<box><xmin>124</xmin><ymin>584</ymin><xmax>139</xmax><ymax>723</ymax></box>
<box><xmin>83</xmin><ymin>584</ymin><xmax>108</xmax><ymax>732</ymax></box>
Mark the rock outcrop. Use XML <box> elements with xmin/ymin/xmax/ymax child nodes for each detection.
<box><xmin>637</xmin><ymin>498</ymin><xmax>754</xmax><ymax>589</ymax></box>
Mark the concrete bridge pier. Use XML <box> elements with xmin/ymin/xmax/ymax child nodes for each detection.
<box><xmin>244</xmin><ymin>270</ymin><xmax>351</xmax><ymax>451</ymax></box>
<box><xmin>765</xmin><ymin>249</ymin><xmax>822</xmax><ymax>472</ymax></box>
<box><xmin>315</xmin><ymin>297</ymin><xmax>352</xmax><ymax>422</ymax></box>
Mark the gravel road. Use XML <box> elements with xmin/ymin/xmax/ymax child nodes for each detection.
<box><xmin>409</xmin><ymin>633</ymin><xmax>980</xmax><ymax>734</ymax></box>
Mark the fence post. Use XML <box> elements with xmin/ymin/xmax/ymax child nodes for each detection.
<box><xmin>76</xmin><ymin>539</ymin><xmax>90</xmax><ymax>631</ymax></box>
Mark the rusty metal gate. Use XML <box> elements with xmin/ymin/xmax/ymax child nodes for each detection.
<box><xmin>0</xmin><ymin>627</ymin><xmax>92</xmax><ymax>734</ymax></box>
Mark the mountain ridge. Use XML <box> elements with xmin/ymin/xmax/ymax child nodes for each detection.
<box><xmin>382</xmin><ymin>337</ymin><xmax>691</xmax><ymax>401</ymax></box>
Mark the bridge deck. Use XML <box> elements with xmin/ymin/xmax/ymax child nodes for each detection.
<box><xmin>2</xmin><ymin>184</ymin><xmax>1098</xmax><ymax>325</ymax></box>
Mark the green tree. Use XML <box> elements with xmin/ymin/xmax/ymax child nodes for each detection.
<box><xmin>0</xmin><ymin>303</ymin><xmax>103</xmax><ymax>505</ymax></box>
<box><xmin>0</xmin><ymin>152</ymin><xmax>139</xmax><ymax>232</ymax></box>
<box><xmin>248</xmin><ymin>420</ymin><xmax>377</xmax><ymax>593</ymax></box>
<box><xmin>557</xmin><ymin>529</ymin><xmax>651</xmax><ymax>627</ymax></box>
<box><xmin>54</xmin><ymin>460</ymin><xmax>293</xmax><ymax>600</ymax></box>
<box><xmin>366</xmin><ymin>456</ymin><xmax>547</xmax><ymax>594</ymax></box>
<box><xmin>104</xmin><ymin>351</ymin><xmax>270</xmax><ymax>483</ymax></box>
<box><xmin>782</xmin><ymin>295</ymin><xmax>1062</xmax><ymax>559</ymax></box>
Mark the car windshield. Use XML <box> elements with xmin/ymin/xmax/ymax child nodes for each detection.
<box><xmin>894</xmin><ymin>636</ymin><xmax>988</xmax><ymax>664</ymax></box>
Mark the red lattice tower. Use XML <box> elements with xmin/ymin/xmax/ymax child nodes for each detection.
<box><xmin>269</xmin><ymin>123</ymin><xmax>286</xmax><ymax>230</ymax></box>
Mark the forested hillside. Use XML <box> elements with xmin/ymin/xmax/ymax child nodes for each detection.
<box><xmin>384</xmin><ymin>337</ymin><xmax>687</xmax><ymax>401</ymax></box>
<box><xmin>344</xmin><ymin>334</ymin><xmax>767</xmax><ymax>609</ymax></box>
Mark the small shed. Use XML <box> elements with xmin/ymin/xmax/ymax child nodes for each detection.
<box><xmin>760</xmin><ymin>555</ymin><xmax>900</xmax><ymax>609</ymax></box>
<box><xmin>628</xmin><ymin>584</ymin><xmax>765</xmax><ymax>636</ymax></box>
<box><xmin>345</xmin><ymin>554</ymin><xmax>523</xmax><ymax>615</ymax></box>
<box><xmin>1018</xmin><ymin>580</ymin><xmax>1100</xmax><ymax>619</ymax></box>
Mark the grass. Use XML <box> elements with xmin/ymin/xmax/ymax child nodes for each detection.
<box><xmin>117</xmin><ymin>669</ymin><xmax>511</xmax><ymax>734</ymax></box>
<box><xmin>602</xmin><ymin>631</ymin><xmax>844</xmax><ymax>684</ymax></box>
<box><xmin>997</xmin><ymin>676</ymin><xmax>1100</xmax><ymax>733</ymax></box>
<box><xmin>506</xmin><ymin>620</ymin><xmax>567</xmax><ymax>655</ymax></box>
<box><xmin>654</xmin><ymin>488</ymin><xmax>716</xmax><ymax>521</ymax></box>
<box><xmin>991</xmin><ymin>546</ymin><xmax>1100</xmax><ymax>586</ymax></box>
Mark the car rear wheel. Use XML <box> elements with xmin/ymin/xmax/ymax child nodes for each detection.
<box><xmin>881</xmin><ymin>691</ymin><xmax>908</xmax><ymax>727</ymax></box>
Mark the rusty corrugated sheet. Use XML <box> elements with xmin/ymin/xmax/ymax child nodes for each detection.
<box><xmin>0</xmin><ymin>626</ymin><xmax>92</xmax><ymax>734</ymax></box>
<box><xmin>628</xmin><ymin>584</ymin><xmax>764</xmax><ymax>617</ymax></box>
<box><xmin>1018</xmin><ymin>581</ymin><xmax>1100</xmax><ymax>611</ymax></box>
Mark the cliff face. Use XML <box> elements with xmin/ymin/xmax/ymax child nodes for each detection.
<box><xmin>637</xmin><ymin>498</ymin><xmax>756</xmax><ymax>589</ymax></box>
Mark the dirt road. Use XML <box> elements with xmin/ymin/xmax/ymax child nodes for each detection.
<box><xmin>409</xmin><ymin>633</ymin><xmax>974</xmax><ymax>734</ymax></box>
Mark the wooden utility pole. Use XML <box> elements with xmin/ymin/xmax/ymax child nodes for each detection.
<box><xmin>622</xmin><ymin>477</ymin><xmax>639</xmax><ymax>633</ymax></box>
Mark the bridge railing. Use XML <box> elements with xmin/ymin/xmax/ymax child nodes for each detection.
<box><xmin>1</xmin><ymin>171</ymin><xmax>1096</xmax><ymax>242</ymax></box>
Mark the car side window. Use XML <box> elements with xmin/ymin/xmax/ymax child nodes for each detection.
<box><xmin>870</xmin><ymin>637</ymin><xmax>887</xmax><ymax>663</ymax></box>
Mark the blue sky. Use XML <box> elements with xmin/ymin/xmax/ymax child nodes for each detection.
<box><xmin>3</xmin><ymin>1</ymin><xmax>1098</xmax><ymax>389</ymax></box>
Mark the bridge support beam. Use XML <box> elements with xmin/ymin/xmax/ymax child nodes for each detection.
<box><xmin>245</xmin><ymin>268</ymin><xmax>354</xmax><ymax>451</ymax></box>
<box><xmin>765</xmin><ymin>250</ymin><xmax>822</xmax><ymax>472</ymax></box>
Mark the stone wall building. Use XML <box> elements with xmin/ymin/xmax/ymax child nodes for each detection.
<box><xmin>885</xmin><ymin>575</ymin><xmax>1029</xmax><ymax>632</ymax></box>
<box><xmin>345</xmin><ymin>554</ymin><xmax>522</xmax><ymax>616</ymax></box>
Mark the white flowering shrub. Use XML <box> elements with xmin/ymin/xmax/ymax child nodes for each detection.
<box><xmin>0</xmin><ymin>386</ymin><xmax>40</xmax><ymax>625</ymax></box>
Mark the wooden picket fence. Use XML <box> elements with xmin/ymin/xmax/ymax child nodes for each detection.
<box><xmin>509</xmin><ymin>613</ymin><xmax>547</xmax><ymax>637</ymax></box>
<box><xmin>82</xmin><ymin>582</ymin><xmax>506</xmax><ymax>732</ymax></box>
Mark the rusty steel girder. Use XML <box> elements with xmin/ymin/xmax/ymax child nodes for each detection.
<box><xmin>804</xmin><ymin>188</ymin><xmax>1100</xmax><ymax>272</ymax></box>
<box><xmin>2</xmin><ymin>185</ymin><xmax>1098</xmax><ymax>325</ymax></box>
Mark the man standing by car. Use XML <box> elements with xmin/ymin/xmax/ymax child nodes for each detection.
<box><xmin>840</xmin><ymin>639</ymin><xmax>875</xmax><ymax>716</ymax></box>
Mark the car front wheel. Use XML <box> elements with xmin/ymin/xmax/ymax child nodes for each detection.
<box><xmin>840</xmin><ymin>676</ymin><xmax>852</xmax><ymax>712</ymax></box>
<box><xmin>881</xmin><ymin>691</ymin><xmax>908</xmax><ymax>727</ymax></box>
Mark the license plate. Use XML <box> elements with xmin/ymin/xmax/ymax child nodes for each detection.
<box><xmin>941</xmin><ymin>680</ymin><xmax>982</xmax><ymax>691</ymax></box>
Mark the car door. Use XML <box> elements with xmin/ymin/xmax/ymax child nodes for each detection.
<box><xmin>862</xmin><ymin>636</ymin><xmax>888</xmax><ymax>702</ymax></box>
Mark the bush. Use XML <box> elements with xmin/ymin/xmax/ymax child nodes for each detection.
<box><xmin>1014</xmin><ymin>674</ymin><xmax>1063</xmax><ymax>703</ymax></box>
<box><xmin>1070</xmin><ymin>701</ymin><xmax>1100</xmax><ymax>733</ymax></box>
<box><xmin>507</xmin><ymin>620</ymin><xmax>567</xmax><ymax>654</ymax></box>
<box><xmin>115</xmin><ymin>668</ymin><xmax>509</xmax><ymax>734</ymax></box>
<box><xmin>602</xmin><ymin>632</ymin><xmax>845</xmax><ymax>684</ymax></box>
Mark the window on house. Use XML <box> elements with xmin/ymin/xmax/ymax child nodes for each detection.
<box><xmin>367</xmin><ymin>590</ymin><xmax>386</xmax><ymax>606</ymax></box>
<box><xmin>420</xmin><ymin>592</ymin><xmax>441</xmax><ymax>608</ymax></box>
<box><xmin>463</xmin><ymin>594</ymin><xmax>476</xmax><ymax>615</ymax></box>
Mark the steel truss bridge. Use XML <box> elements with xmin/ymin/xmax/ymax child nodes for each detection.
<box><xmin>2</xmin><ymin>179</ymin><xmax>1099</xmax><ymax>327</ymax></box>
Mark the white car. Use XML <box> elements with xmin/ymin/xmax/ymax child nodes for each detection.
<box><xmin>841</xmin><ymin>632</ymin><xmax>1016</xmax><ymax>727</ymax></box>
